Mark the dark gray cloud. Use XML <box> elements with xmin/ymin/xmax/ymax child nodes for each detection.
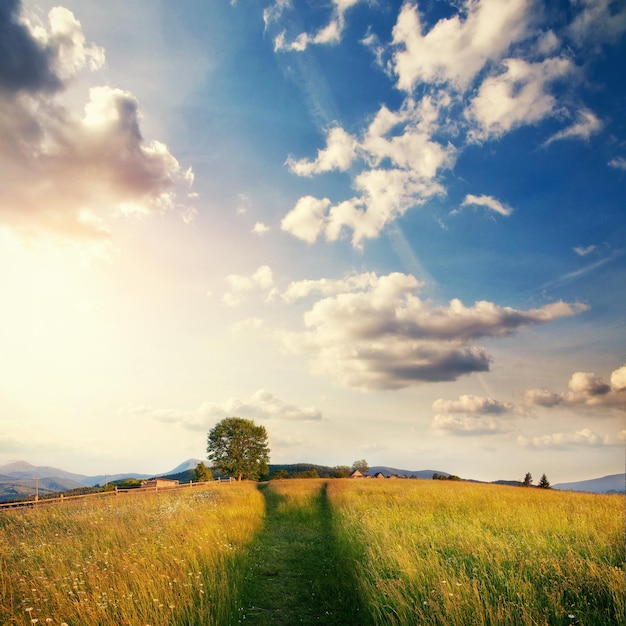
<box><xmin>0</xmin><ymin>0</ymin><xmax>61</xmax><ymax>93</ymax></box>
<box><xmin>276</xmin><ymin>272</ymin><xmax>588</xmax><ymax>390</ymax></box>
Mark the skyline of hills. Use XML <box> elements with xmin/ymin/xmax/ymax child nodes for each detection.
<box><xmin>0</xmin><ymin>460</ymin><xmax>623</xmax><ymax>500</ymax></box>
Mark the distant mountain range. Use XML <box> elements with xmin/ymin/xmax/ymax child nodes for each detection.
<box><xmin>0</xmin><ymin>460</ymin><xmax>623</xmax><ymax>502</ymax></box>
<box><xmin>0</xmin><ymin>459</ymin><xmax>203</xmax><ymax>502</ymax></box>
<box><xmin>553</xmin><ymin>474</ymin><xmax>625</xmax><ymax>494</ymax></box>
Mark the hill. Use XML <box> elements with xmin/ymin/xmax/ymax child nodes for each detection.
<box><xmin>369</xmin><ymin>466</ymin><xmax>450</xmax><ymax>479</ymax></box>
<box><xmin>553</xmin><ymin>474</ymin><xmax>625</xmax><ymax>494</ymax></box>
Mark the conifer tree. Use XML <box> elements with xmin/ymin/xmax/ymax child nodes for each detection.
<box><xmin>538</xmin><ymin>473</ymin><xmax>551</xmax><ymax>489</ymax></box>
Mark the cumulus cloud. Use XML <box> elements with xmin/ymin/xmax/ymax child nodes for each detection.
<box><xmin>278</xmin><ymin>272</ymin><xmax>587</xmax><ymax>390</ymax></box>
<box><xmin>466</xmin><ymin>57</ymin><xmax>573</xmax><ymax>140</ymax></box>
<box><xmin>222</xmin><ymin>266</ymin><xmax>275</xmax><ymax>307</ymax></box>
<box><xmin>433</xmin><ymin>414</ymin><xmax>513</xmax><ymax>436</ymax></box>
<box><xmin>517</xmin><ymin>428</ymin><xmax>618</xmax><ymax>449</ymax></box>
<box><xmin>286</xmin><ymin>126</ymin><xmax>358</xmax><ymax>176</ymax></box>
<box><xmin>124</xmin><ymin>389</ymin><xmax>323</xmax><ymax>431</ymax></box>
<box><xmin>459</xmin><ymin>194</ymin><xmax>513</xmax><ymax>217</ymax></box>
<box><xmin>525</xmin><ymin>363</ymin><xmax>626</xmax><ymax>411</ymax></box>
<box><xmin>272</xmin><ymin>0</ymin><xmax>362</xmax><ymax>52</ymax></box>
<box><xmin>391</xmin><ymin>0</ymin><xmax>533</xmax><ymax>91</ymax></box>
<box><xmin>252</xmin><ymin>222</ymin><xmax>270</xmax><ymax>235</ymax></box>
<box><xmin>282</xmin><ymin>98</ymin><xmax>454</xmax><ymax>247</ymax></box>
<box><xmin>276</xmin><ymin>1</ymin><xmax>614</xmax><ymax>246</ymax></box>
<box><xmin>0</xmin><ymin>1</ymin><xmax>194</xmax><ymax>244</ymax></box>
<box><xmin>431</xmin><ymin>394</ymin><xmax>515</xmax><ymax>436</ymax></box>
<box><xmin>433</xmin><ymin>395</ymin><xmax>513</xmax><ymax>414</ymax></box>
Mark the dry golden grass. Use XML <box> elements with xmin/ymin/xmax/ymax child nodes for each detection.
<box><xmin>0</xmin><ymin>482</ymin><xmax>264</xmax><ymax>625</ymax></box>
<box><xmin>328</xmin><ymin>479</ymin><xmax>625</xmax><ymax>625</ymax></box>
<box><xmin>2</xmin><ymin>478</ymin><xmax>623</xmax><ymax>625</ymax></box>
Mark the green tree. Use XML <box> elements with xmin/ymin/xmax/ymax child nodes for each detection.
<box><xmin>352</xmin><ymin>459</ymin><xmax>369</xmax><ymax>474</ymax></box>
<box><xmin>333</xmin><ymin>465</ymin><xmax>351</xmax><ymax>478</ymax></box>
<box><xmin>206</xmin><ymin>417</ymin><xmax>270</xmax><ymax>481</ymax></box>
<box><xmin>522</xmin><ymin>472</ymin><xmax>533</xmax><ymax>487</ymax></box>
<box><xmin>538</xmin><ymin>473</ymin><xmax>551</xmax><ymax>489</ymax></box>
<box><xmin>193</xmin><ymin>461</ymin><xmax>213</xmax><ymax>483</ymax></box>
<box><xmin>270</xmin><ymin>469</ymin><xmax>290</xmax><ymax>480</ymax></box>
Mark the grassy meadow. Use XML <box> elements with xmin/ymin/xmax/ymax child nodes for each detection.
<box><xmin>0</xmin><ymin>483</ymin><xmax>264</xmax><ymax>625</ymax></box>
<box><xmin>0</xmin><ymin>479</ymin><xmax>623</xmax><ymax>625</ymax></box>
<box><xmin>328</xmin><ymin>479</ymin><xmax>625</xmax><ymax>625</ymax></box>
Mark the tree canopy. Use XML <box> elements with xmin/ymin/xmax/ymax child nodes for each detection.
<box><xmin>206</xmin><ymin>417</ymin><xmax>270</xmax><ymax>481</ymax></box>
<box><xmin>352</xmin><ymin>459</ymin><xmax>369</xmax><ymax>474</ymax></box>
<box><xmin>193</xmin><ymin>461</ymin><xmax>213</xmax><ymax>483</ymax></box>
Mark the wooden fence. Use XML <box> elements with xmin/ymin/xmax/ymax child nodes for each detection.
<box><xmin>0</xmin><ymin>477</ymin><xmax>235</xmax><ymax>510</ymax></box>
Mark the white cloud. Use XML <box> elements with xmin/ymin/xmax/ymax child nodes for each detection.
<box><xmin>278</xmin><ymin>272</ymin><xmax>588</xmax><ymax>390</ymax></box>
<box><xmin>433</xmin><ymin>414</ymin><xmax>513</xmax><ymax>436</ymax></box>
<box><xmin>222</xmin><ymin>265</ymin><xmax>275</xmax><ymax>307</ymax></box>
<box><xmin>124</xmin><ymin>389</ymin><xmax>323</xmax><ymax>431</ymax></box>
<box><xmin>568</xmin><ymin>0</ymin><xmax>626</xmax><ymax>45</ymax></box>
<box><xmin>280</xmin><ymin>196</ymin><xmax>331</xmax><ymax>244</ymax></box>
<box><xmin>544</xmin><ymin>109</ymin><xmax>602</xmax><ymax>146</ymax></box>
<box><xmin>282</xmin><ymin>272</ymin><xmax>380</xmax><ymax>303</ymax></box>
<box><xmin>282</xmin><ymin>98</ymin><xmax>454</xmax><ymax>247</ymax></box>
<box><xmin>286</xmin><ymin>126</ymin><xmax>358</xmax><ymax>176</ymax></box>
<box><xmin>525</xmin><ymin>363</ymin><xmax>626</xmax><ymax>411</ymax></box>
<box><xmin>273</xmin><ymin>0</ymin><xmax>362</xmax><ymax>52</ymax></box>
<box><xmin>432</xmin><ymin>395</ymin><xmax>513</xmax><ymax>414</ymax></box>
<box><xmin>252</xmin><ymin>222</ymin><xmax>270</xmax><ymax>235</ymax></box>
<box><xmin>459</xmin><ymin>194</ymin><xmax>513</xmax><ymax>217</ymax></box>
<box><xmin>517</xmin><ymin>428</ymin><xmax>616</xmax><ymax>449</ymax></box>
<box><xmin>573</xmin><ymin>244</ymin><xmax>597</xmax><ymax>256</ymax></box>
<box><xmin>0</xmin><ymin>4</ymin><xmax>194</xmax><ymax>245</ymax></box>
<box><xmin>466</xmin><ymin>57</ymin><xmax>573</xmax><ymax>140</ymax></box>
<box><xmin>609</xmin><ymin>156</ymin><xmax>626</xmax><ymax>170</ymax></box>
<box><xmin>391</xmin><ymin>0</ymin><xmax>532</xmax><ymax>91</ymax></box>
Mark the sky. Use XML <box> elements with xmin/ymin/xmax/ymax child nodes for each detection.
<box><xmin>0</xmin><ymin>0</ymin><xmax>624</xmax><ymax>483</ymax></box>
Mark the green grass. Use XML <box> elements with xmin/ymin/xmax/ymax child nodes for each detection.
<box><xmin>237</xmin><ymin>479</ymin><xmax>362</xmax><ymax>624</ymax></box>
<box><xmin>0</xmin><ymin>479</ymin><xmax>622</xmax><ymax>625</ymax></box>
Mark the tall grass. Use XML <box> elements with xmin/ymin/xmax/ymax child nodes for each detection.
<box><xmin>328</xmin><ymin>479</ymin><xmax>625</xmax><ymax>625</ymax></box>
<box><xmin>0</xmin><ymin>483</ymin><xmax>264</xmax><ymax>625</ymax></box>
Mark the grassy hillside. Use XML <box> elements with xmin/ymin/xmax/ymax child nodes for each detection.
<box><xmin>0</xmin><ymin>480</ymin><xmax>622</xmax><ymax>625</ymax></box>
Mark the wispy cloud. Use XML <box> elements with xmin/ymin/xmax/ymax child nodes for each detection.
<box><xmin>573</xmin><ymin>244</ymin><xmax>597</xmax><ymax>257</ymax></box>
<box><xmin>123</xmin><ymin>389</ymin><xmax>323</xmax><ymax>431</ymax></box>
<box><xmin>540</xmin><ymin>250</ymin><xmax>624</xmax><ymax>291</ymax></box>
<box><xmin>272</xmin><ymin>0</ymin><xmax>362</xmax><ymax>52</ymax></box>
<box><xmin>517</xmin><ymin>428</ymin><xmax>619</xmax><ymax>449</ymax></box>
<box><xmin>458</xmin><ymin>194</ymin><xmax>513</xmax><ymax>217</ymax></box>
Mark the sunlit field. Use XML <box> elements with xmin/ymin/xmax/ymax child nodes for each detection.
<box><xmin>1</xmin><ymin>479</ymin><xmax>623</xmax><ymax>625</ymax></box>
<box><xmin>328</xmin><ymin>480</ymin><xmax>625</xmax><ymax>625</ymax></box>
<box><xmin>0</xmin><ymin>483</ymin><xmax>264</xmax><ymax>626</ymax></box>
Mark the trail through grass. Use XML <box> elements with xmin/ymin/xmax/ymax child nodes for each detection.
<box><xmin>238</xmin><ymin>480</ymin><xmax>364</xmax><ymax>625</ymax></box>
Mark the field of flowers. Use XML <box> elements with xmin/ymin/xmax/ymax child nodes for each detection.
<box><xmin>0</xmin><ymin>482</ymin><xmax>264</xmax><ymax>625</ymax></box>
<box><xmin>328</xmin><ymin>479</ymin><xmax>625</xmax><ymax>625</ymax></box>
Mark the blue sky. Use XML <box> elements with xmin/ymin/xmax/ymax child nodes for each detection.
<box><xmin>0</xmin><ymin>0</ymin><xmax>624</xmax><ymax>482</ymax></box>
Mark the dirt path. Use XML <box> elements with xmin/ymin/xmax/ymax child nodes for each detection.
<box><xmin>237</xmin><ymin>482</ymin><xmax>365</xmax><ymax>625</ymax></box>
